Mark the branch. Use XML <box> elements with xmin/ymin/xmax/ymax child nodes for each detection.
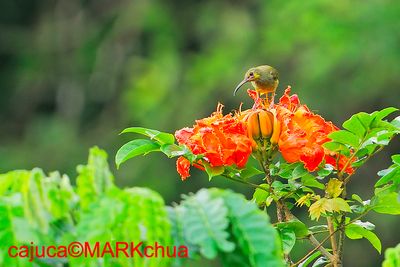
<box><xmin>327</xmin><ymin>217</ymin><xmax>338</xmax><ymax>267</ymax></box>
<box><xmin>308</xmin><ymin>234</ymin><xmax>335</xmax><ymax>262</ymax></box>
<box><xmin>291</xmin><ymin>232</ymin><xmax>336</xmax><ymax>267</ymax></box>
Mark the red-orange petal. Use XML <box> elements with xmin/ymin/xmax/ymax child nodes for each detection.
<box><xmin>176</xmin><ymin>156</ymin><xmax>191</xmax><ymax>181</ymax></box>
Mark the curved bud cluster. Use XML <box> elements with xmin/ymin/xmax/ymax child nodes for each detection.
<box><xmin>245</xmin><ymin>109</ymin><xmax>280</xmax><ymax>150</ymax></box>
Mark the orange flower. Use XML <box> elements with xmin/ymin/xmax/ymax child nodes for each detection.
<box><xmin>176</xmin><ymin>156</ymin><xmax>191</xmax><ymax>181</ymax></box>
<box><xmin>275</xmin><ymin>87</ymin><xmax>354</xmax><ymax>173</ymax></box>
<box><xmin>175</xmin><ymin>103</ymin><xmax>253</xmax><ymax>179</ymax></box>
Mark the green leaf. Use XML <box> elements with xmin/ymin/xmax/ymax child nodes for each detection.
<box><xmin>298</xmin><ymin>251</ymin><xmax>321</xmax><ymax>267</ymax></box>
<box><xmin>323</xmin><ymin>141</ymin><xmax>351</xmax><ymax>156</ymax></box>
<box><xmin>351</xmin><ymin>194</ymin><xmax>363</xmax><ymax>204</ymax></box>
<box><xmin>121</xmin><ymin>127</ymin><xmax>175</xmax><ymax>144</ymax></box>
<box><xmin>203</xmin><ymin>162</ymin><xmax>225</xmax><ymax>180</ymax></box>
<box><xmin>217</xmin><ymin>189</ymin><xmax>284</xmax><ymax>267</ymax></box>
<box><xmin>317</xmin><ymin>165</ymin><xmax>333</xmax><ymax>178</ymax></box>
<box><xmin>160</xmin><ymin>143</ymin><xmax>187</xmax><ymax>157</ymax></box>
<box><xmin>373</xmin><ymin>107</ymin><xmax>398</xmax><ymax>122</ymax></box>
<box><xmin>393</xmin><ymin>154</ymin><xmax>400</xmax><ymax>165</ymax></box>
<box><xmin>343</xmin><ymin>113</ymin><xmax>367</xmax><ymax>137</ymax></box>
<box><xmin>382</xmin><ymin>243</ymin><xmax>400</xmax><ymax>267</ymax></box>
<box><xmin>115</xmin><ymin>139</ymin><xmax>160</xmax><ymax>168</ymax></box>
<box><xmin>240</xmin><ymin>165</ymin><xmax>264</xmax><ymax>180</ymax></box>
<box><xmin>391</xmin><ymin>116</ymin><xmax>400</xmax><ymax>129</ymax></box>
<box><xmin>308</xmin><ymin>225</ymin><xmax>328</xmax><ymax>232</ymax></box>
<box><xmin>276</xmin><ymin>220</ymin><xmax>309</xmax><ymax>238</ymax></box>
<box><xmin>292</xmin><ymin>164</ymin><xmax>308</xmax><ymax>179</ymax></box>
<box><xmin>252</xmin><ymin>184</ymin><xmax>270</xmax><ymax>207</ymax></box>
<box><xmin>329</xmin><ymin>130</ymin><xmax>360</xmax><ymax>148</ymax></box>
<box><xmin>278</xmin><ymin>228</ymin><xmax>296</xmax><ymax>254</ymax></box>
<box><xmin>181</xmin><ymin>189</ymin><xmax>234</xmax><ymax>259</ymax></box>
<box><xmin>371</xmin><ymin>191</ymin><xmax>400</xmax><ymax>215</ymax></box>
<box><xmin>375</xmin><ymin>167</ymin><xmax>400</xmax><ymax>187</ymax></box>
<box><xmin>301</xmin><ymin>174</ymin><xmax>325</xmax><ymax>190</ymax></box>
<box><xmin>354</xmin><ymin>112</ymin><xmax>374</xmax><ymax>130</ymax></box>
<box><xmin>345</xmin><ymin>223</ymin><xmax>381</xmax><ymax>253</ymax></box>
<box><xmin>77</xmin><ymin>147</ymin><xmax>115</xmax><ymax>210</ymax></box>
<box><xmin>352</xmin><ymin>220</ymin><xmax>375</xmax><ymax>231</ymax></box>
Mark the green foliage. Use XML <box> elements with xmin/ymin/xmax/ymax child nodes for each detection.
<box><xmin>375</xmin><ymin>154</ymin><xmax>400</xmax><ymax>187</ymax></box>
<box><xmin>382</xmin><ymin>243</ymin><xmax>400</xmax><ymax>267</ymax></box>
<box><xmin>168</xmin><ymin>189</ymin><xmax>284</xmax><ymax>267</ymax></box>
<box><xmin>115</xmin><ymin>139</ymin><xmax>160</xmax><ymax>168</ymax></box>
<box><xmin>180</xmin><ymin>190</ymin><xmax>235</xmax><ymax>259</ymax></box>
<box><xmin>371</xmin><ymin>189</ymin><xmax>400</xmax><ymax>215</ymax></box>
<box><xmin>121</xmin><ymin>127</ymin><xmax>175</xmax><ymax>145</ymax></box>
<box><xmin>345</xmin><ymin>222</ymin><xmax>382</xmax><ymax>253</ymax></box>
<box><xmin>325</xmin><ymin>107</ymin><xmax>399</xmax><ymax>168</ymax></box>
<box><xmin>0</xmin><ymin>147</ymin><xmax>283</xmax><ymax>267</ymax></box>
<box><xmin>116</xmin><ymin>127</ymin><xmax>195</xmax><ymax>168</ymax></box>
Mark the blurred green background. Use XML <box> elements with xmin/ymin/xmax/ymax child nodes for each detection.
<box><xmin>0</xmin><ymin>0</ymin><xmax>399</xmax><ymax>266</ymax></box>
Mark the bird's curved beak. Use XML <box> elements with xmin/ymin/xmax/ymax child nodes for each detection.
<box><xmin>233</xmin><ymin>78</ymin><xmax>249</xmax><ymax>96</ymax></box>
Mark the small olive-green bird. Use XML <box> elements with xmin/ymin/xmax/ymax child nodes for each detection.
<box><xmin>233</xmin><ymin>65</ymin><xmax>279</xmax><ymax>102</ymax></box>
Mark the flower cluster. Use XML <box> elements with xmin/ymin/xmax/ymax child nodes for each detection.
<box><xmin>175</xmin><ymin>87</ymin><xmax>353</xmax><ymax>180</ymax></box>
<box><xmin>175</xmin><ymin>103</ymin><xmax>253</xmax><ymax>180</ymax></box>
<box><xmin>275</xmin><ymin>87</ymin><xmax>353</xmax><ymax>173</ymax></box>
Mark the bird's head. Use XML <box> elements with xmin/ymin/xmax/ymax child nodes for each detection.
<box><xmin>233</xmin><ymin>65</ymin><xmax>279</xmax><ymax>96</ymax></box>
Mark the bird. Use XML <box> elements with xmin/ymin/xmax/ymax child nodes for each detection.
<box><xmin>233</xmin><ymin>65</ymin><xmax>279</xmax><ymax>105</ymax></box>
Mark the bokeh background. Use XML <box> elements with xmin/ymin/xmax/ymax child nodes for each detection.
<box><xmin>0</xmin><ymin>0</ymin><xmax>399</xmax><ymax>266</ymax></box>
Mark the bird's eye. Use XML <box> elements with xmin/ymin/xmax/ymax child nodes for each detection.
<box><xmin>249</xmin><ymin>72</ymin><xmax>254</xmax><ymax>77</ymax></box>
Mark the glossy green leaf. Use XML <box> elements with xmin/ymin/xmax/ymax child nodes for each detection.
<box><xmin>343</xmin><ymin>113</ymin><xmax>367</xmax><ymax>137</ymax></box>
<box><xmin>371</xmin><ymin>191</ymin><xmax>400</xmax><ymax>215</ymax></box>
<box><xmin>203</xmin><ymin>162</ymin><xmax>225</xmax><ymax>180</ymax></box>
<box><xmin>391</xmin><ymin>116</ymin><xmax>400</xmax><ymax>129</ymax></box>
<box><xmin>351</xmin><ymin>194</ymin><xmax>363</xmax><ymax>204</ymax></box>
<box><xmin>329</xmin><ymin>130</ymin><xmax>360</xmax><ymax>148</ymax></box>
<box><xmin>121</xmin><ymin>126</ymin><xmax>175</xmax><ymax>144</ymax></box>
<box><xmin>279</xmin><ymin>228</ymin><xmax>296</xmax><ymax>254</ymax></box>
<box><xmin>276</xmin><ymin>220</ymin><xmax>309</xmax><ymax>238</ymax></box>
<box><xmin>375</xmin><ymin>167</ymin><xmax>400</xmax><ymax>187</ymax></box>
<box><xmin>372</xmin><ymin>107</ymin><xmax>398</xmax><ymax>123</ymax></box>
<box><xmin>301</xmin><ymin>174</ymin><xmax>325</xmax><ymax>190</ymax></box>
<box><xmin>240</xmin><ymin>165</ymin><xmax>264</xmax><ymax>180</ymax></box>
<box><xmin>352</xmin><ymin>220</ymin><xmax>375</xmax><ymax>231</ymax></box>
<box><xmin>298</xmin><ymin>251</ymin><xmax>321</xmax><ymax>267</ymax></box>
<box><xmin>317</xmin><ymin>165</ymin><xmax>333</xmax><ymax>178</ymax></box>
<box><xmin>252</xmin><ymin>184</ymin><xmax>270</xmax><ymax>207</ymax></box>
<box><xmin>160</xmin><ymin>143</ymin><xmax>187</xmax><ymax>157</ymax></box>
<box><xmin>115</xmin><ymin>139</ymin><xmax>160</xmax><ymax>168</ymax></box>
<box><xmin>393</xmin><ymin>155</ymin><xmax>400</xmax><ymax>165</ymax></box>
<box><xmin>292</xmin><ymin>164</ymin><xmax>308</xmax><ymax>179</ymax></box>
<box><xmin>323</xmin><ymin>141</ymin><xmax>351</xmax><ymax>156</ymax></box>
<box><xmin>345</xmin><ymin>223</ymin><xmax>381</xmax><ymax>253</ymax></box>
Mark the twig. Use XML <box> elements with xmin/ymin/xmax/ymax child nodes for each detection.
<box><xmin>327</xmin><ymin>217</ymin><xmax>338</xmax><ymax>267</ymax></box>
<box><xmin>308</xmin><ymin>234</ymin><xmax>335</xmax><ymax>262</ymax></box>
<box><xmin>291</xmin><ymin>232</ymin><xmax>336</xmax><ymax>267</ymax></box>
